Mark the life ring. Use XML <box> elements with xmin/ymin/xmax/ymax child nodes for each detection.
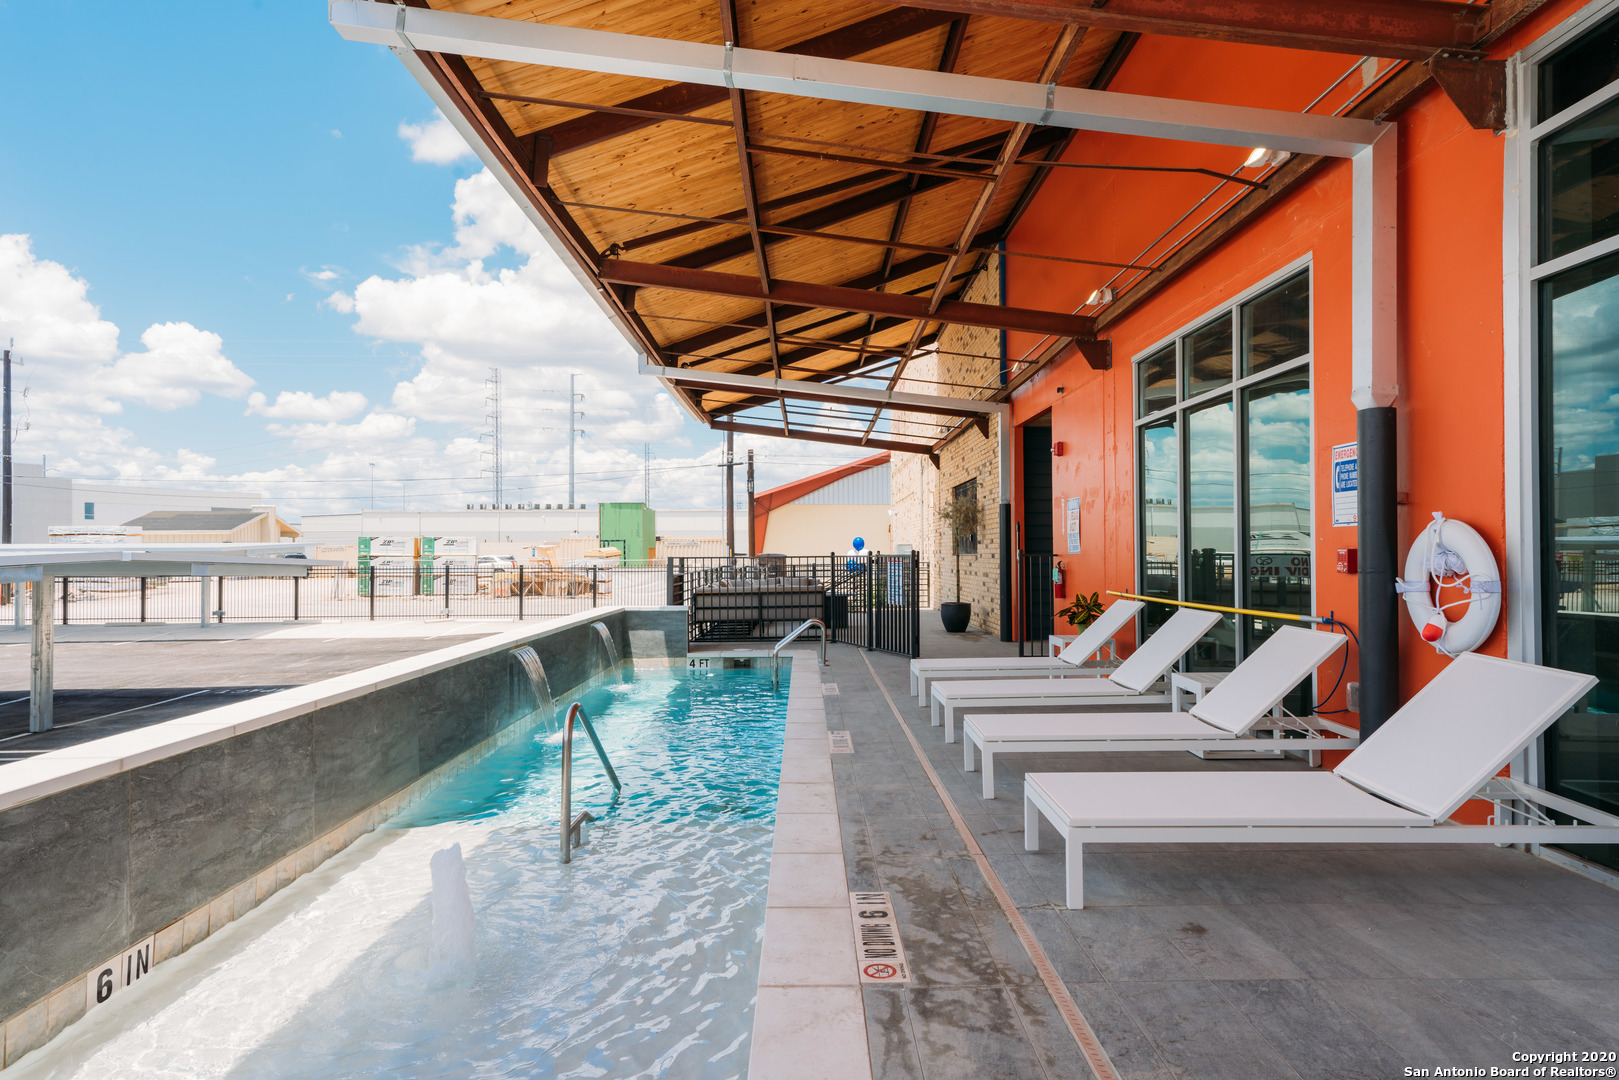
<box><xmin>1397</xmin><ymin>512</ymin><xmax>1501</xmax><ymax>656</ymax></box>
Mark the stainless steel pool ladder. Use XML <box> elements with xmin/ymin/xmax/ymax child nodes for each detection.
<box><xmin>560</xmin><ymin>702</ymin><xmax>622</xmax><ymax>864</ymax></box>
<box><xmin>771</xmin><ymin>618</ymin><xmax>827</xmax><ymax>687</ymax></box>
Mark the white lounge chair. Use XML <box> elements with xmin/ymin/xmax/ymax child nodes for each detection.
<box><xmin>1023</xmin><ymin>653</ymin><xmax>1618</xmax><ymax>908</ymax></box>
<box><xmin>929</xmin><ymin>608</ymin><xmax>1221</xmax><ymax>743</ymax></box>
<box><xmin>908</xmin><ymin>600</ymin><xmax>1143</xmax><ymax>705</ymax></box>
<box><xmin>963</xmin><ymin>626</ymin><xmax>1354</xmax><ymax>799</ymax></box>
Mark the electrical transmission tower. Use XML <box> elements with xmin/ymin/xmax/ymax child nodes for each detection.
<box><xmin>568</xmin><ymin>373</ymin><xmax>585</xmax><ymax>505</ymax></box>
<box><xmin>482</xmin><ymin>367</ymin><xmax>503</xmax><ymax>504</ymax></box>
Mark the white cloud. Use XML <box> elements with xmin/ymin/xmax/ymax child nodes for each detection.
<box><xmin>0</xmin><ymin>234</ymin><xmax>119</xmax><ymax>364</ymax></box>
<box><xmin>103</xmin><ymin>322</ymin><xmax>255</xmax><ymax>411</ymax></box>
<box><xmin>301</xmin><ymin>265</ymin><xmax>344</xmax><ymax>286</ymax></box>
<box><xmin>246</xmin><ymin>390</ymin><xmax>368</xmax><ymax>422</ymax></box>
<box><xmin>398</xmin><ymin>110</ymin><xmax>473</xmax><ymax>165</ymax></box>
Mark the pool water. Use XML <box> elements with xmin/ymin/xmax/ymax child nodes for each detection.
<box><xmin>13</xmin><ymin>667</ymin><xmax>788</xmax><ymax>1080</ymax></box>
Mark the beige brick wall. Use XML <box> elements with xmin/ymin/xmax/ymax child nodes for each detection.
<box><xmin>892</xmin><ymin>257</ymin><xmax>1005</xmax><ymax>633</ymax></box>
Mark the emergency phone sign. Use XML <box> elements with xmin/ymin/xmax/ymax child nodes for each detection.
<box><xmin>1331</xmin><ymin>443</ymin><xmax>1358</xmax><ymax>527</ymax></box>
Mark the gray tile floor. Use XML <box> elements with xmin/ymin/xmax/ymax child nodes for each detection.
<box><xmin>817</xmin><ymin>623</ymin><xmax>1619</xmax><ymax>1079</ymax></box>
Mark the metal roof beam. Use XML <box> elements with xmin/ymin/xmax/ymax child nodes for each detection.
<box><xmin>332</xmin><ymin>1</ymin><xmax>1381</xmax><ymax>156</ymax></box>
<box><xmin>605</xmin><ymin>259</ymin><xmax>1095</xmax><ymax>338</ymax></box>
<box><xmin>860</xmin><ymin>0</ymin><xmax>1488</xmax><ymax>61</ymax></box>
<box><xmin>708</xmin><ymin>419</ymin><xmax>943</xmax><ymax>459</ymax></box>
<box><xmin>644</xmin><ymin>359</ymin><xmax>1006</xmax><ymax>415</ymax></box>
<box><xmin>533</xmin><ymin>8</ymin><xmax>957</xmax><ymax>156</ymax></box>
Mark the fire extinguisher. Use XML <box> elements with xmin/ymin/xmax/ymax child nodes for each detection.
<box><xmin>1052</xmin><ymin>561</ymin><xmax>1066</xmax><ymax>600</ymax></box>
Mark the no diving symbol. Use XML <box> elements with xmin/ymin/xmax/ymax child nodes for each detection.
<box><xmin>863</xmin><ymin>963</ymin><xmax>898</xmax><ymax>980</ymax></box>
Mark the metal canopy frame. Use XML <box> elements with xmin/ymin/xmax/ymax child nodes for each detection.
<box><xmin>331</xmin><ymin>0</ymin><xmax>1395</xmax><ymax>455</ymax></box>
<box><xmin>0</xmin><ymin>545</ymin><xmax>325</xmax><ymax>735</ymax></box>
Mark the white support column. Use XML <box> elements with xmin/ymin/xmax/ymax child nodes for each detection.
<box><xmin>30</xmin><ymin>577</ymin><xmax>52</xmax><ymax>733</ymax></box>
<box><xmin>1351</xmin><ymin>125</ymin><xmax>1399</xmax><ymax>411</ymax></box>
<box><xmin>199</xmin><ymin>575</ymin><xmax>210</xmax><ymax>628</ymax></box>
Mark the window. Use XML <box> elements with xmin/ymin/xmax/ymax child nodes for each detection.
<box><xmin>1527</xmin><ymin>6</ymin><xmax>1619</xmax><ymax>874</ymax></box>
<box><xmin>951</xmin><ymin>478</ymin><xmax>978</xmax><ymax>555</ymax></box>
<box><xmin>1135</xmin><ymin>269</ymin><xmax>1312</xmax><ymax>685</ymax></box>
<box><xmin>83</xmin><ymin>502</ymin><xmax>94</xmax><ymax>521</ymax></box>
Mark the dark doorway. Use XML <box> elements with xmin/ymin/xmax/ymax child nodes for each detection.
<box><xmin>1021</xmin><ymin>416</ymin><xmax>1054</xmax><ymax>644</ymax></box>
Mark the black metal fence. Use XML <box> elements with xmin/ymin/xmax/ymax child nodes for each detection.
<box><xmin>674</xmin><ymin>554</ymin><xmax>923</xmax><ymax>657</ymax></box>
<box><xmin>0</xmin><ymin>565</ymin><xmax>671</xmax><ymax>624</ymax></box>
<box><xmin>1015</xmin><ymin>551</ymin><xmax>1058</xmax><ymax>656</ymax></box>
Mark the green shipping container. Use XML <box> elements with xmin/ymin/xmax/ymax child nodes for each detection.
<box><xmin>598</xmin><ymin>502</ymin><xmax>657</xmax><ymax>564</ymax></box>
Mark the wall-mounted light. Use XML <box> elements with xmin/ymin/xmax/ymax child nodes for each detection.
<box><xmin>1243</xmin><ymin>147</ymin><xmax>1290</xmax><ymax>169</ymax></box>
<box><xmin>1086</xmin><ymin>286</ymin><xmax>1114</xmax><ymax>306</ymax></box>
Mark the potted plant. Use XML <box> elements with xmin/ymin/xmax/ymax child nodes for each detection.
<box><xmin>938</xmin><ymin>494</ymin><xmax>981</xmax><ymax>633</ymax></box>
<box><xmin>1056</xmin><ymin>590</ymin><xmax>1104</xmax><ymax>630</ymax></box>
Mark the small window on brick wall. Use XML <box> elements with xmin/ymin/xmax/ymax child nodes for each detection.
<box><xmin>952</xmin><ymin>478</ymin><xmax>979</xmax><ymax>555</ymax></box>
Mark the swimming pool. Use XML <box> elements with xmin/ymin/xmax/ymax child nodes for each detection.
<box><xmin>10</xmin><ymin>666</ymin><xmax>788</xmax><ymax>1079</ymax></box>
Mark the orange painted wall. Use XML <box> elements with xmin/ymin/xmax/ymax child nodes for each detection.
<box><xmin>1004</xmin><ymin>2</ymin><xmax>1593</xmax><ymax>800</ymax></box>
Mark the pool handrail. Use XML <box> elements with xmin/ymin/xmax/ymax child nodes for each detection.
<box><xmin>771</xmin><ymin>618</ymin><xmax>827</xmax><ymax>687</ymax></box>
<box><xmin>560</xmin><ymin>701</ymin><xmax>622</xmax><ymax>864</ymax></box>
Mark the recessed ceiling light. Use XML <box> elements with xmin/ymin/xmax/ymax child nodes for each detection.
<box><xmin>1244</xmin><ymin>147</ymin><xmax>1290</xmax><ymax>169</ymax></box>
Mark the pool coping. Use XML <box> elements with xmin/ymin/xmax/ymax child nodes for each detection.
<box><xmin>747</xmin><ymin>648</ymin><xmax>874</xmax><ymax>1080</ymax></box>
<box><xmin>0</xmin><ymin>605</ymin><xmax>677</xmax><ymax>815</ymax></box>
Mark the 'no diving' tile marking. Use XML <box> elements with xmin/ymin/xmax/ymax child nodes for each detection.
<box><xmin>821</xmin><ymin>683</ymin><xmax>839</xmax><ymax>696</ymax></box>
<box><xmin>828</xmin><ymin>730</ymin><xmax>853</xmax><ymax>753</ymax></box>
<box><xmin>851</xmin><ymin>892</ymin><xmax>910</xmax><ymax>984</ymax></box>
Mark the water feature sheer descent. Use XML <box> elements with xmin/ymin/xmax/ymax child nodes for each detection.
<box><xmin>509</xmin><ymin>645</ymin><xmax>555</xmax><ymax>722</ymax></box>
<box><xmin>591</xmin><ymin>621</ymin><xmax>625</xmax><ymax>683</ymax></box>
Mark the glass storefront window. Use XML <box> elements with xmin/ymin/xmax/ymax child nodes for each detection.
<box><xmin>1186</xmin><ymin>399</ymin><xmax>1236</xmax><ymax>670</ymax></box>
<box><xmin>1244</xmin><ymin>374</ymin><xmax>1313</xmax><ymax>689</ymax></box>
<box><xmin>1540</xmin><ymin>7</ymin><xmax>1619</xmax><ymax>124</ymax></box>
<box><xmin>1140</xmin><ymin>420</ymin><xmax>1178</xmax><ymax>635</ymax></box>
<box><xmin>1539</xmin><ymin>96</ymin><xmax>1619</xmax><ymax>262</ymax></box>
<box><xmin>1242</xmin><ymin>273</ymin><xmax>1310</xmax><ymax>377</ymax></box>
<box><xmin>1134</xmin><ymin>269</ymin><xmax>1309</xmax><ymax>682</ymax></box>
<box><xmin>1541</xmin><ymin>249</ymin><xmax>1619</xmax><ymax>866</ymax></box>
<box><xmin>1183</xmin><ymin>318</ymin><xmax>1233</xmax><ymax>400</ymax></box>
<box><xmin>1139</xmin><ymin>346</ymin><xmax>1176</xmax><ymax>416</ymax></box>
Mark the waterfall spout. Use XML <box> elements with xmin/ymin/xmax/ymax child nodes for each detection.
<box><xmin>510</xmin><ymin>645</ymin><xmax>556</xmax><ymax>722</ymax></box>
<box><xmin>428</xmin><ymin>843</ymin><xmax>476</xmax><ymax>977</ymax></box>
<box><xmin>591</xmin><ymin>622</ymin><xmax>625</xmax><ymax>683</ymax></box>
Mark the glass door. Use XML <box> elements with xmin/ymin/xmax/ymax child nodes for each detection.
<box><xmin>1533</xmin><ymin>8</ymin><xmax>1619</xmax><ymax>872</ymax></box>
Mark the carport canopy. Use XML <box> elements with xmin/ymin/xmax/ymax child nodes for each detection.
<box><xmin>0</xmin><ymin>544</ymin><xmax>331</xmax><ymax>734</ymax></box>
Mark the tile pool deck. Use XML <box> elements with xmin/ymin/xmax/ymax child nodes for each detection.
<box><xmin>737</xmin><ymin>626</ymin><xmax>1619</xmax><ymax>1080</ymax></box>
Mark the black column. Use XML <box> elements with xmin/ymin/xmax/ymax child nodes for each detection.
<box><xmin>1357</xmin><ymin>405</ymin><xmax>1399</xmax><ymax>738</ymax></box>
<box><xmin>999</xmin><ymin>502</ymin><xmax>1013</xmax><ymax>642</ymax></box>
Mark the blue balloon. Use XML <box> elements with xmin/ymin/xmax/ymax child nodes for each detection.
<box><xmin>852</xmin><ymin>536</ymin><xmax>865</xmax><ymax>551</ymax></box>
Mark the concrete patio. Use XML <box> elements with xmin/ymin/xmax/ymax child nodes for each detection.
<box><xmin>809</xmin><ymin>621</ymin><xmax>1619</xmax><ymax>1079</ymax></box>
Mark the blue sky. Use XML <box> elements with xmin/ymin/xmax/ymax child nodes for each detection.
<box><xmin>0</xmin><ymin>2</ymin><xmax>856</xmax><ymax>519</ymax></box>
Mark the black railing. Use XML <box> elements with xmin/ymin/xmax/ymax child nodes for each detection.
<box><xmin>1016</xmin><ymin>551</ymin><xmax>1057</xmax><ymax>656</ymax></box>
<box><xmin>0</xmin><ymin>566</ymin><xmax>671</xmax><ymax>624</ymax></box>
<box><xmin>675</xmin><ymin>554</ymin><xmax>923</xmax><ymax>657</ymax></box>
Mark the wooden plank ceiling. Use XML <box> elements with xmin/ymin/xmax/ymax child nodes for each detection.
<box><xmin>409</xmin><ymin>0</ymin><xmax>1530</xmax><ymax>455</ymax></box>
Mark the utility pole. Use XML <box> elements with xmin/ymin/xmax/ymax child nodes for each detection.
<box><xmin>368</xmin><ymin>462</ymin><xmax>376</xmax><ymax>510</ymax></box>
<box><xmin>642</xmin><ymin>442</ymin><xmax>651</xmax><ymax>504</ymax></box>
<box><xmin>568</xmin><ymin>374</ymin><xmax>585</xmax><ymax>506</ymax></box>
<box><xmin>746</xmin><ymin>449</ymin><xmax>755</xmax><ymax>558</ymax></box>
<box><xmin>724</xmin><ymin>431</ymin><xmax>735</xmax><ymax>556</ymax></box>
<box><xmin>3</xmin><ymin>342</ymin><xmax>12</xmax><ymax>545</ymax></box>
<box><xmin>483</xmin><ymin>367</ymin><xmax>503</xmax><ymax>505</ymax></box>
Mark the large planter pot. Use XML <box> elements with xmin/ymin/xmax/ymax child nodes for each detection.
<box><xmin>940</xmin><ymin>602</ymin><xmax>972</xmax><ymax>633</ymax></box>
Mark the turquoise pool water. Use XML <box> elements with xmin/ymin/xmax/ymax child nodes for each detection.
<box><xmin>13</xmin><ymin>667</ymin><xmax>788</xmax><ymax>1080</ymax></box>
